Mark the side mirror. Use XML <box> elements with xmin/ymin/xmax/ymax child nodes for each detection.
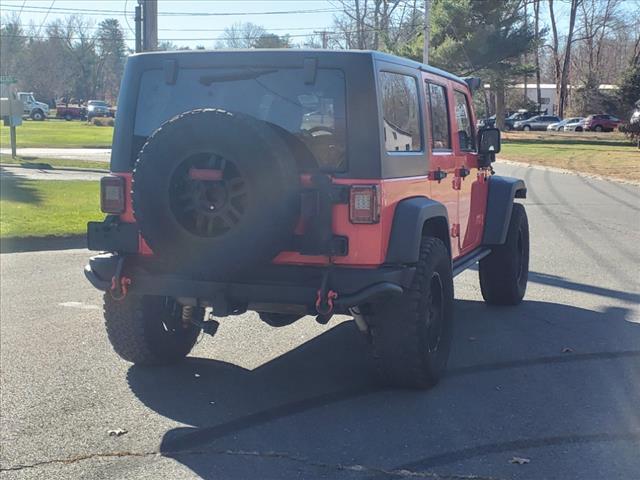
<box><xmin>478</xmin><ymin>127</ymin><xmax>501</xmax><ymax>155</ymax></box>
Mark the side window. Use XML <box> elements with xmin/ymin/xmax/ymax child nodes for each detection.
<box><xmin>453</xmin><ymin>90</ymin><xmax>475</xmax><ymax>151</ymax></box>
<box><xmin>426</xmin><ymin>83</ymin><xmax>451</xmax><ymax>150</ymax></box>
<box><xmin>379</xmin><ymin>72</ymin><xmax>422</xmax><ymax>152</ymax></box>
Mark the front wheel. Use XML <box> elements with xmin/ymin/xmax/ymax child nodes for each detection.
<box><xmin>103</xmin><ymin>294</ymin><xmax>203</xmax><ymax>365</ymax></box>
<box><xmin>523</xmin><ymin>125</ymin><xmax>531</xmax><ymax>131</ymax></box>
<box><xmin>31</xmin><ymin>110</ymin><xmax>44</xmax><ymax>121</ymax></box>
<box><xmin>594</xmin><ymin>125</ymin><xmax>603</xmax><ymax>132</ymax></box>
<box><xmin>479</xmin><ymin>203</ymin><xmax>529</xmax><ymax>305</ymax></box>
<box><xmin>365</xmin><ymin>237</ymin><xmax>454</xmax><ymax>389</ymax></box>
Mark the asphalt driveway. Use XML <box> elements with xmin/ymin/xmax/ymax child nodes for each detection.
<box><xmin>0</xmin><ymin>163</ymin><xmax>638</xmax><ymax>479</ymax></box>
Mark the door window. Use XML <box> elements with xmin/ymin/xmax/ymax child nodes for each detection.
<box><xmin>453</xmin><ymin>90</ymin><xmax>474</xmax><ymax>151</ymax></box>
<box><xmin>426</xmin><ymin>83</ymin><xmax>451</xmax><ymax>150</ymax></box>
<box><xmin>379</xmin><ymin>72</ymin><xmax>422</xmax><ymax>152</ymax></box>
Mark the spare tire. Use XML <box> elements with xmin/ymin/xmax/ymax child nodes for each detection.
<box><xmin>132</xmin><ymin>109</ymin><xmax>299</xmax><ymax>277</ymax></box>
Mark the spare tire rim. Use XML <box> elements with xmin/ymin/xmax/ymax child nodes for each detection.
<box><xmin>169</xmin><ymin>152</ymin><xmax>248</xmax><ymax>238</ymax></box>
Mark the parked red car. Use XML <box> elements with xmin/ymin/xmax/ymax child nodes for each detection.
<box><xmin>582</xmin><ymin>114</ymin><xmax>621</xmax><ymax>132</ymax></box>
<box><xmin>56</xmin><ymin>104</ymin><xmax>87</xmax><ymax>121</ymax></box>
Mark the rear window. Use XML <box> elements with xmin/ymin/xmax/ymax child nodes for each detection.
<box><xmin>426</xmin><ymin>83</ymin><xmax>451</xmax><ymax>150</ymax></box>
<box><xmin>134</xmin><ymin>67</ymin><xmax>346</xmax><ymax>171</ymax></box>
<box><xmin>379</xmin><ymin>72</ymin><xmax>422</xmax><ymax>152</ymax></box>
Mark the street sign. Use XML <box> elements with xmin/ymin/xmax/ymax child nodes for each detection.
<box><xmin>0</xmin><ymin>76</ymin><xmax>17</xmax><ymax>85</ymax></box>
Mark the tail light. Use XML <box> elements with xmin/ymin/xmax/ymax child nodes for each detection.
<box><xmin>349</xmin><ymin>185</ymin><xmax>380</xmax><ymax>224</ymax></box>
<box><xmin>100</xmin><ymin>175</ymin><xmax>125</xmax><ymax>214</ymax></box>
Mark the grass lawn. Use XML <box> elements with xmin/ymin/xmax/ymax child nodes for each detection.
<box><xmin>0</xmin><ymin>154</ymin><xmax>108</xmax><ymax>171</ymax></box>
<box><xmin>0</xmin><ymin>119</ymin><xmax>113</xmax><ymax>148</ymax></box>
<box><xmin>0</xmin><ymin>177</ymin><xmax>102</xmax><ymax>238</ymax></box>
<box><xmin>499</xmin><ymin>131</ymin><xmax>640</xmax><ymax>182</ymax></box>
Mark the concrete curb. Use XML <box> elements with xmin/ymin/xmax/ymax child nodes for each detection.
<box><xmin>0</xmin><ymin>235</ymin><xmax>86</xmax><ymax>254</ymax></box>
<box><xmin>0</xmin><ymin>163</ymin><xmax>108</xmax><ymax>174</ymax></box>
<box><xmin>495</xmin><ymin>159</ymin><xmax>640</xmax><ymax>187</ymax></box>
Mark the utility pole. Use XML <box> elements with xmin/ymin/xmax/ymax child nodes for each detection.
<box><xmin>139</xmin><ymin>0</ymin><xmax>158</xmax><ymax>51</ymax></box>
<box><xmin>134</xmin><ymin>4</ymin><xmax>142</xmax><ymax>53</ymax></box>
<box><xmin>314</xmin><ymin>30</ymin><xmax>329</xmax><ymax>48</ymax></box>
<box><xmin>423</xmin><ymin>0</ymin><xmax>431</xmax><ymax>64</ymax></box>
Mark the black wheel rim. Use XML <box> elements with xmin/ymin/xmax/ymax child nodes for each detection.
<box><xmin>169</xmin><ymin>152</ymin><xmax>248</xmax><ymax>238</ymax></box>
<box><xmin>426</xmin><ymin>272</ymin><xmax>444</xmax><ymax>353</ymax></box>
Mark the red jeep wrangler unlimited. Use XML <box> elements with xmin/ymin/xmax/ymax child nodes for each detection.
<box><xmin>85</xmin><ymin>50</ymin><xmax>529</xmax><ymax>389</ymax></box>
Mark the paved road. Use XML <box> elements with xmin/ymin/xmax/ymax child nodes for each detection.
<box><xmin>0</xmin><ymin>148</ymin><xmax>110</xmax><ymax>163</ymax></box>
<box><xmin>0</xmin><ymin>166</ymin><xmax>105</xmax><ymax>181</ymax></box>
<box><xmin>1</xmin><ymin>164</ymin><xmax>639</xmax><ymax>480</ymax></box>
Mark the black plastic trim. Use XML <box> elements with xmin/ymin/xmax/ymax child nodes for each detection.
<box><xmin>85</xmin><ymin>254</ymin><xmax>415</xmax><ymax>313</ymax></box>
<box><xmin>385</xmin><ymin>196</ymin><xmax>449</xmax><ymax>264</ymax></box>
<box><xmin>482</xmin><ymin>176</ymin><xmax>527</xmax><ymax>245</ymax></box>
<box><xmin>452</xmin><ymin>248</ymin><xmax>491</xmax><ymax>277</ymax></box>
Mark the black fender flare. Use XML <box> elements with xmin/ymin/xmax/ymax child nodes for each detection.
<box><xmin>482</xmin><ymin>175</ymin><xmax>527</xmax><ymax>245</ymax></box>
<box><xmin>385</xmin><ymin>197</ymin><xmax>450</xmax><ymax>264</ymax></box>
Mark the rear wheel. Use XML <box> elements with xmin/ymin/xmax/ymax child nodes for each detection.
<box><xmin>479</xmin><ymin>203</ymin><xmax>529</xmax><ymax>305</ymax></box>
<box><xmin>365</xmin><ymin>237</ymin><xmax>454</xmax><ymax>389</ymax></box>
<box><xmin>595</xmin><ymin>125</ymin><xmax>603</xmax><ymax>132</ymax></box>
<box><xmin>64</xmin><ymin>113</ymin><xmax>72</xmax><ymax>121</ymax></box>
<box><xmin>104</xmin><ymin>294</ymin><xmax>203</xmax><ymax>365</ymax></box>
<box><xmin>523</xmin><ymin>125</ymin><xmax>531</xmax><ymax>131</ymax></box>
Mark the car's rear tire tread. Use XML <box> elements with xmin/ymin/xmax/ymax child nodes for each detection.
<box><xmin>479</xmin><ymin>203</ymin><xmax>529</xmax><ymax>305</ymax></box>
<box><xmin>103</xmin><ymin>293</ymin><xmax>202</xmax><ymax>365</ymax></box>
<box><xmin>366</xmin><ymin>237</ymin><xmax>453</xmax><ymax>389</ymax></box>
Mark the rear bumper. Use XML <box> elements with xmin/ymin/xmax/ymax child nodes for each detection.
<box><xmin>85</xmin><ymin>253</ymin><xmax>414</xmax><ymax>315</ymax></box>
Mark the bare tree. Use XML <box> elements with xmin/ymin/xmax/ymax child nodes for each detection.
<box><xmin>533</xmin><ymin>0</ymin><xmax>542</xmax><ymax>109</ymax></box>
<box><xmin>216</xmin><ymin>22</ymin><xmax>266</xmax><ymax>49</ymax></box>
<box><xmin>549</xmin><ymin>0</ymin><xmax>582</xmax><ymax>117</ymax></box>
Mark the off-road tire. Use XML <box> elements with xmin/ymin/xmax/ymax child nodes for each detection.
<box><xmin>479</xmin><ymin>203</ymin><xmax>529</xmax><ymax>305</ymax></box>
<box><xmin>366</xmin><ymin>237</ymin><xmax>454</xmax><ymax>389</ymax></box>
<box><xmin>104</xmin><ymin>294</ymin><xmax>203</xmax><ymax>365</ymax></box>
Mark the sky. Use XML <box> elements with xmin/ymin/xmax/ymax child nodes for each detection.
<box><xmin>1</xmin><ymin>0</ymin><xmax>638</xmax><ymax>50</ymax></box>
<box><xmin>0</xmin><ymin>0</ymin><xmax>341</xmax><ymax>49</ymax></box>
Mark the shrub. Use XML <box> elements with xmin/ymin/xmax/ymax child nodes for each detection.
<box><xmin>619</xmin><ymin>122</ymin><xmax>640</xmax><ymax>148</ymax></box>
<box><xmin>91</xmin><ymin>117</ymin><xmax>114</xmax><ymax>127</ymax></box>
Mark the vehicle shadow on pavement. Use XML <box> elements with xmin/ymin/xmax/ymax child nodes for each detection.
<box><xmin>127</xmin><ymin>299</ymin><xmax>640</xmax><ymax>479</ymax></box>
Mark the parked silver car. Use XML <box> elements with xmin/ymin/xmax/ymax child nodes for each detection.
<box><xmin>514</xmin><ymin>115</ymin><xmax>561</xmax><ymax>131</ymax></box>
<box><xmin>547</xmin><ymin>117</ymin><xmax>583</xmax><ymax>131</ymax></box>
<box><xmin>563</xmin><ymin>118</ymin><xmax>586</xmax><ymax>132</ymax></box>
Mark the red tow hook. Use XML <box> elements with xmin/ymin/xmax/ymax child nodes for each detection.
<box><xmin>109</xmin><ymin>256</ymin><xmax>131</xmax><ymax>301</ymax></box>
<box><xmin>110</xmin><ymin>276</ymin><xmax>132</xmax><ymax>301</ymax></box>
<box><xmin>316</xmin><ymin>289</ymin><xmax>338</xmax><ymax>315</ymax></box>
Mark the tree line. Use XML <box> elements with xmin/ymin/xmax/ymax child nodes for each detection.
<box><xmin>1</xmin><ymin>15</ymin><xmax>127</xmax><ymax>105</ymax></box>
<box><xmin>1</xmin><ymin>0</ymin><xmax>638</xmax><ymax>123</ymax></box>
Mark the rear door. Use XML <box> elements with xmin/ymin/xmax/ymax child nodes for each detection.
<box><xmin>451</xmin><ymin>87</ymin><xmax>488</xmax><ymax>256</ymax></box>
<box><xmin>423</xmin><ymin>74</ymin><xmax>459</xmax><ymax>258</ymax></box>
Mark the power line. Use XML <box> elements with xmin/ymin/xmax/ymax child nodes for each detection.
<box><xmin>34</xmin><ymin>0</ymin><xmax>55</xmax><ymax>38</ymax></box>
<box><xmin>0</xmin><ymin>4</ymin><xmax>343</xmax><ymax>17</ymax></box>
<box><xmin>0</xmin><ymin>21</ymin><xmax>334</xmax><ymax>33</ymax></box>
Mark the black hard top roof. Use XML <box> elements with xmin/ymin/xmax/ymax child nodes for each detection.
<box><xmin>130</xmin><ymin>48</ymin><xmax>468</xmax><ymax>87</ymax></box>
